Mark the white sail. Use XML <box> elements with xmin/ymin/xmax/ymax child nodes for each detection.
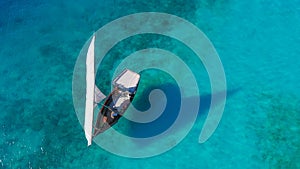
<box><xmin>84</xmin><ymin>35</ymin><xmax>95</xmax><ymax>146</ymax></box>
<box><xmin>94</xmin><ymin>85</ymin><xmax>106</xmax><ymax>108</ymax></box>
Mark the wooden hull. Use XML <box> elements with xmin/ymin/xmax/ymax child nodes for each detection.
<box><xmin>93</xmin><ymin>87</ymin><xmax>137</xmax><ymax>137</ymax></box>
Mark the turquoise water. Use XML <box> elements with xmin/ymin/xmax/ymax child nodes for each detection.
<box><xmin>1</xmin><ymin>0</ymin><xmax>300</xmax><ymax>168</ymax></box>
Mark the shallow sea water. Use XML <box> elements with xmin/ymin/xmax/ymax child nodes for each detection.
<box><xmin>0</xmin><ymin>0</ymin><xmax>299</xmax><ymax>168</ymax></box>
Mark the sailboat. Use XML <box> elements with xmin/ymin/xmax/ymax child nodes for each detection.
<box><xmin>84</xmin><ymin>35</ymin><xmax>140</xmax><ymax>146</ymax></box>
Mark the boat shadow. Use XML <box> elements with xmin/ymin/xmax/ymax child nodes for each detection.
<box><xmin>115</xmin><ymin>83</ymin><xmax>239</xmax><ymax>145</ymax></box>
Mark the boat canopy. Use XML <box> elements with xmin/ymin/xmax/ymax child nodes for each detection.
<box><xmin>113</xmin><ymin>69</ymin><xmax>140</xmax><ymax>93</ymax></box>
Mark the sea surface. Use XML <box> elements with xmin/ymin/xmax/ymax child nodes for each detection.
<box><xmin>0</xmin><ymin>0</ymin><xmax>300</xmax><ymax>168</ymax></box>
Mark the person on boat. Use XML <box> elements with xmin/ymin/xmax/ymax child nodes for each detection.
<box><xmin>110</xmin><ymin>111</ymin><xmax>118</xmax><ymax>118</ymax></box>
<box><xmin>112</xmin><ymin>87</ymin><xmax>121</xmax><ymax>101</ymax></box>
<box><xmin>102</xmin><ymin>116</ymin><xmax>108</xmax><ymax>123</ymax></box>
<box><xmin>102</xmin><ymin>107</ymin><xmax>116</xmax><ymax>122</ymax></box>
<box><xmin>101</xmin><ymin>105</ymin><xmax>117</xmax><ymax>122</ymax></box>
<box><xmin>101</xmin><ymin>88</ymin><xmax>120</xmax><ymax>122</ymax></box>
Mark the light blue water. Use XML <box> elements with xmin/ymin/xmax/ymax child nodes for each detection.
<box><xmin>1</xmin><ymin>0</ymin><xmax>300</xmax><ymax>168</ymax></box>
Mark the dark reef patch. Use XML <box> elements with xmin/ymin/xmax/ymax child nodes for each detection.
<box><xmin>253</xmin><ymin>92</ymin><xmax>300</xmax><ymax>168</ymax></box>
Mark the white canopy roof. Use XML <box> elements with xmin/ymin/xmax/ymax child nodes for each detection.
<box><xmin>113</xmin><ymin>69</ymin><xmax>140</xmax><ymax>91</ymax></box>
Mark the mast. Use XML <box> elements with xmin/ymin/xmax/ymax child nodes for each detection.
<box><xmin>84</xmin><ymin>35</ymin><xmax>95</xmax><ymax>146</ymax></box>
